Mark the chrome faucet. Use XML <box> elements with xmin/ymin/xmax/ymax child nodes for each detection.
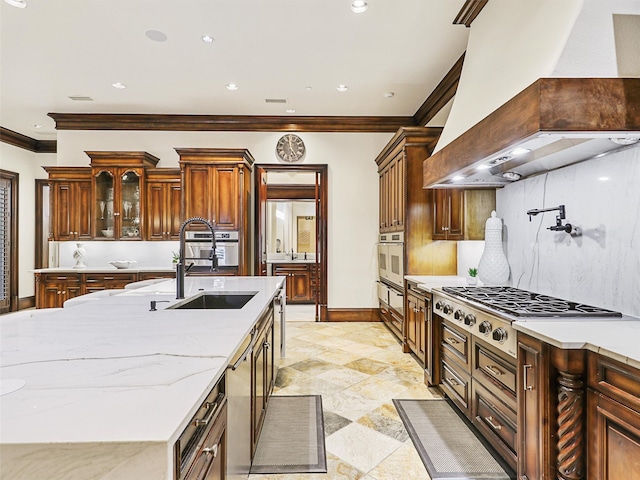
<box><xmin>177</xmin><ymin>217</ymin><xmax>217</xmax><ymax>299</ymax></box>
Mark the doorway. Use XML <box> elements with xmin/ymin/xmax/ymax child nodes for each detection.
<box><xmin>0</xmin><ymin>170</ymin><xmax>18</xmax><ymax>313</ymax></box>
<box><xmin>255</xmin><ymin>164</ymin><xmax>328</xmax><ymax>322</ymax></box>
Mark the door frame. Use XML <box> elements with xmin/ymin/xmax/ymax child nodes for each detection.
<box><xmin>254</xmin><ymin>164</ymin><xmax>328</xmax><ymax>322</ymax></box>
<box><xmin>0</xmin><ymin>169</ymin><xmax>19</xmax><ymax>313</ymax></box>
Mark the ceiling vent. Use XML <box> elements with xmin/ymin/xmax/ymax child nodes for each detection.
<box><xmin>68</xmin><ymin>95</ymin><xmax>94</xmax><ymax>101</ymax></box>
<box><xmin>265</xmin><ymin>98</ymin><xmax>287</xmax><ymax>104</ymax></box>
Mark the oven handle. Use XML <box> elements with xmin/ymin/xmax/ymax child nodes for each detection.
<box><xmin>193</xmin><ymin>392</ymin><xmax>225</xmax><ymax>427</ymax></box>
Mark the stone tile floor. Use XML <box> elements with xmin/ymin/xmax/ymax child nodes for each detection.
<box><xmin>248</xmin><ymin>320</ymin><xmax>443</xmax><ymax>480</ymax></box>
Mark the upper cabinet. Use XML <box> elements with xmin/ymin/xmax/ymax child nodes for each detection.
<box><xmin>86</xmin><ymin>151</ymin><xmax>160</xmax><ymax>240</ymax></box>
<box><xmin>378</xmin><ymin>152</ymin><xmax>405</xmax><ymax>232</ymax></box>
<box><xmin>432</xmin><ymin>189</ymin><xmax>464</xmax><ymax>240</ymax></box>
<box><xmin>43</xmin><ymin>167</ymin><xmax>93</xmax><ymax>241</ymax></box>
<box><xmin>145</xmin><ymin>169</ymin><xmax>182</xmax><ymax>241</ymax></box>
<box><xmin>177</xmin><ymin>148</ymin><xmax>254</xmax><ymax>275</ymax></box>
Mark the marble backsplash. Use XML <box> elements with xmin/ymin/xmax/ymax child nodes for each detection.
<box><xmin>52</xmin><ymin>241</ymin><xmax>179</xmax><ymax>269</ymax></box>
<box><xmin>496</xmin><ymin>144</ymin><xmax>640</xmax><ymax>317</ymax></box>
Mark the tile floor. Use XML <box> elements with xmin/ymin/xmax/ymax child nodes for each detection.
<box><xmin>248</xmin><ymin>313</ymin><xmax>443</xmax><ymax>480</ymax></box>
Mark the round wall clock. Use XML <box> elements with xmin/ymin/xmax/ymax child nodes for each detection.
<box><xmin>276</xmin><ymin>134</ymin><xmax>306</xmax><ymax>163</ymax></box>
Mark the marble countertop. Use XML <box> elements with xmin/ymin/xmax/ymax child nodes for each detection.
<box><xmin>33</xmin><ymin>267</ymin><xmax>175</xmax><ymax>273</ymax></box>
<box><xmin>0</xmin><ymin>276</ymin><xmax>284</xmax><ymax>446</ymax></box>
<box><xmin>513</xmin><ymin>320</ymin><xmax>640</xmax><ymax>370</ymax></box>
<box><xmin>404</xmin><ymin>275</ymin><xmax>471</xmax><ymax>293</ymax></box>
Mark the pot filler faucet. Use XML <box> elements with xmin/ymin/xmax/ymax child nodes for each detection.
<box><xmin>526</xmin><ymin>204</ymin><xmax>573</xmax><ymax>233</ymax></box>
<box><xmin>176</xmin><ymin>217</ymin><xmax>218</xmax><ymax>299</ymax></box>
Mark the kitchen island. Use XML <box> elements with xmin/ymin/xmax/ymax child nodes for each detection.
<box><xmin>0</xmin><ymin>276</ymin><xmax>284</xmax><ymax>480</ymax></box>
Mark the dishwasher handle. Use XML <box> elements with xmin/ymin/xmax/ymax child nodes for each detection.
<box><xmin>229</xmin><ymin>335</ymin><xmax>255</xmax><ymax>371</ymax></box>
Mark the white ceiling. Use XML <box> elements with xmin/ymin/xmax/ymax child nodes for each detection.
<box><xmin>0</xmin><ymin>0</ymin><xmax>470</xmax><ymax>140</ymax></box>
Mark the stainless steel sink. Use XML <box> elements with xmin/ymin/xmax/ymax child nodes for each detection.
<box><xmin>168</xmin><ymin>291</ymin><xmax>257</xmax><ymax>310</ymax></box>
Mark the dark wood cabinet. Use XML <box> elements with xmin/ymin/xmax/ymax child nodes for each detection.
<box><xmin>43</xmin><ymin>167</ymin><xmax>93</xmax><ymax>241</ymax></box>
<box><xmin>177</xmin><ymin>149</ymin><xmax>254</xmax><ymax>275</ymax></box>
<box><xmin>517</xmin><ymin>333</ymin><xmax>552</xmax><ymax>480</ymax></box>
<box><xmin>36</xmin><ymin>273</ymin><xmax>82</xmax><ymax>308</ymax></box>
<box><xmin>433</xmin><ymin>189</ymin><xmax>464</xmax><ymax>240</ymax></box>
<box><xmin>145</xmin><ymin>168</ymin><xmax>182</xmax><ymax>240</ymax></box>
<box><xmin>272</xmin><ymin>263</ymin><xmax>317</xmax><ymax>304</ymax></box>
<box><xmin>587</xmin><ymin>352</ymin><xmax>640</xmax><ymax>480</ymax></box>
<box><xmin>378</xmin><ymin>152</ymin><xmax>405</xmax><ymax>232</ymax></box>
<box><xmin>251</xmin><ymin>307</ymin><xmax>275</xmax><ymax>459</ymax></box>
<box><xmin>183</xmin><ymin>402</ymin><xmax>227</xmax><ymax>480</ymax></box>
<box><xmin>405</xmin><ymin>281</ymin><xmax>433</xmax><ymax>380</ymax></box>
<box><xmin>83</xmin><ymin>272</ymin><xmax>137</xmax><ymax>294</ymax></box>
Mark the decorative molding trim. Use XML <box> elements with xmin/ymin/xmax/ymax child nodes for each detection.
<box><xmin>47</xmin><ymin>113</ymin><xmax>415</xmax><ymax>133</ymax></box>
<box><xmin>326</xmin><ymin>308</ymin><xmax>380</xmax><ymax>322</ymax></box>
<box><xmin>557</xmin><ymin>371</ymin><xmax>585</xmax><ymax>480</ymax></box>
<box><xmin>0</xmin><ymin>127</ymin><xmax>57</xmax><ymax>153</ymax></box>
<box><xmin>413</xmin><ymin>53</ymin><xmax>465</xmax><ymax>127</ymax></box>
<box><xmin>267</xmin><ymin>184</ymin><xmax>317</xmax><ymax>200</ymax></box>
<box><xmin>18</xmin><ymin>296</ymin><xmax>36</xmax><ymax>310</ymax></box>
<box><xmin>453</xmin><ymin>0</ymin><xmax>489</xmax><ymax>27</ymax></box>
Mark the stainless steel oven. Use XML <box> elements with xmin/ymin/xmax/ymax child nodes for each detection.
<box><xmin>378</xmin><ymin>232</ymin><xmax>404</xmax><ymax>289</ymax></box>
<box><xmin>186</xmin><ymin>231</ymin><xmax>239</xmax><ymax>267</ymax></box>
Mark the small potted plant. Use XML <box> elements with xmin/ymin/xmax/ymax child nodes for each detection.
<box><xmin>467</xmin><ymin>267</ymin><xmax>478</xmax><ymax>285</ymax></box>
<box><xmin>172</xmin><ymin>251</ymin><xmax>180</xmax><ymax>269</ymax></box>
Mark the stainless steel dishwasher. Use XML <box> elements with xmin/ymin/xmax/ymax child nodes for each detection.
<box><xmin>226</xmin><ymin>332</ymin><xmax>255</xmax><ymax>479</ymax></box>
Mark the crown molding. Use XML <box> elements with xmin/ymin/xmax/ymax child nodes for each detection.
<box><xmin>453</xmin><ymin>0</ymin><xmax>489</xmax><ymax>27</ymax></box>
<box><xmin>0</xmin><ymin>127</ymin><xmax>56</xmax><ymax>153</ymax></box>
<box><xmin>47</xmin><ymin>114</ymin><xmax>415</xmax><ymax>133</ymax></box>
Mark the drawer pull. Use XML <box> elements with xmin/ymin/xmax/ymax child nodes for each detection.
<box><xmin>484</xmin><ymin>365</ymin><xmax>504</xmax><ymax>377</ymax></box>
<box><xmin>446</xmin><ymin>377</ymin><xmax>460</xmax><ymax>386</ymax></box>
<box><xmin>202</xmin><ymin>444</ymin><xmax>218</xmax><ymax>458</ymax></box>
<box><xmin>523</xmin><ymin>364</ymin><xmax>534</xmax><ymax>391</ymax></box>
<box><xmin>445</xmin><ymin>337</ymin><xmax>460</xmax><ymax>346</ymax></box>
<box><xmin>485</xmin><ymin>416</ymin><xmax>503</xmax><ymax>430</ymax></box>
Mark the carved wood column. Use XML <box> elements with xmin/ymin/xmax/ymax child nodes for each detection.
<box><xmin>551</xmin><ymin>348</ymin><xmax>586</xmax><ymax>480</ymax></box>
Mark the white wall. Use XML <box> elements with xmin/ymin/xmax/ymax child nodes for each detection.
<box><xmin>0</xmin><ymin>143</ymin><xmax>54</xmax><ymax>298</ymax></box>
<box><xmin>497</xmin><ymin>145</ymin><xmax>640</xmax><ymax>317</ymax></box>
<box><xmin>53</xmin><ymin>130</ymin><xmax>390</xmax><ymax>308</ymax></box>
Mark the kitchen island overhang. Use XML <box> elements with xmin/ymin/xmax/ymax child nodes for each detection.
<box><xmin>0</xmin><ymin>275</ymin><xmax>285</xmax><ymax>480</ymax></box>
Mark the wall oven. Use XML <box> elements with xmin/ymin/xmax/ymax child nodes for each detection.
<box><xmin>378</xmin><ymin>232</ymin><xmax>404</xmax><ymax>289</ymax></box>
<box><xmin>186</xmin><ymin>231</ymin><xmax>239</xmax><ymax>267</ymax></box>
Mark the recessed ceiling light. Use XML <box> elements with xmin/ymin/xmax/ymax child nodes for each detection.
<box><xmin>598</xmin><ymin>176</ymin><xmax>610</xmax><ymax>181</ymax></box>
<box><xmin>4</xmin><ymin>0</ymin><xmax>27</xmax><ymax>8</ymax></box>
<box><xmin>285</xmin><ymin>109</ymin><xmax>296</xmax><ymax>114</ymax></box>
<box><xmin>336</xmin><ymin>85</ymin><xmax>348</xmax><ymax>92</ymax></box>
<box><xmin>383</xmin><ymin>92</ymin><xmax>395</xmax><ymax>98</ymax></box>
<box><xmin>33</xmin><ymin>124</ymin><xmax>42</xmax><ymax>129</ymax></box>
<box><xmin>351</xmin><ymin>1</ymin><xmax>368</xmax><ymax>13</ymax></box>
<box><xmin>226</xmin><ymin>83</ymin><xmax>238</xmax><ymax>91</ymax></box>
<box><xmin>145</xmin><ymin>30</ymin><xmax>167</xmax><ymax>42</ymax></box>
<box><xmin>509</xmin><ymin>147</ymin><xmax>531</xmax><ymax>156</ymax></box>
<box><xmin>112</xmin><ymin>82</ymin><xmax>126</xmax><ymax>89</ymax></box>
<box><xmin>305</xmin><ymin>86</ymin><xmax>313</xmax><ymax>91</ymax></box>
<box><xmin>201</xmin><ymin>35</ymin><xmax>215</xmax><ymax>44</ymax></box>
<box><xmin>476</xmin><ymin>164</ymin><xmax>491</xmax><ymax>170</ymax></box>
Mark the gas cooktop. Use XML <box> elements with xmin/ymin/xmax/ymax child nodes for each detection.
<box><xmin>441</xmin><ymin>286</ymin><xmax>622</xmax><ymax>318</ymax></box>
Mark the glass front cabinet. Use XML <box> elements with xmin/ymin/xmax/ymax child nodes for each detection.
<box><xmin>87</xmin><ymin>151</ymin><xmax>160</xmax><ymax>240</ymax></box>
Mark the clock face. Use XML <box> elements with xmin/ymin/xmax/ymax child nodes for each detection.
<box><xmin>276</xmin><ymin>134</ymin><xmax>306</xmax><ymax>163</ymax></box>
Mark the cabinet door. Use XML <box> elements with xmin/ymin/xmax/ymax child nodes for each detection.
<box><xmin>448</xmin><ymin>189</ymin><xmax>464</xmax><ymax>239</ymax></box>
<box><xmin>51</xmin><ymin>182</ymin><xmax>91</xmax><ymax>241</ymax></box>
<box><xmin>76</xmin><ymin>182</ymin><xmax>93</xmax><ymax>239</ymax></box>
<box><xmin>289</xmin><ymin>270</ymin><xmax>310</xmax><ymax>302</ymax></box>
<box><xmin>406</xmin><ymin>292</ymin><xmax>419</xmax><ymax>353</ymax></box>
<box><xmin>432</xmin><ymin>189</ymin><xmax>449</xmax><ymax>241</ymax></box>
<box><xmin>252</xmin><ymin>328</ymin><xmax>267</xmax><ymax>458</ymax></box>
<box><xmin>517</xmin><ymin>333</ymin><xmax>551</xmax><ymax>480</ymax></box>
<box><xmin>146</xmin><ymin>182</ymin><xmax>166</xmax><ymax>240</ymax></box>
<box><xmin>167</xmin><ymin>183</ymin><xmax>183</xmax><ymax>239</ymax></box>
<box><xmin>588</xmin><ymin>390</ymin><xmax>640</xmax><ymax>480</ymax></box>
<box><xmin>214</xmin><ymin>167</ymin><xmax>239</xmax><ymax>229</ymax></box>
<box><xmin>183</xmin><ymin>165</ymin><xmax>214</xmax><ymax>222</ymax></box>
<box><xmin>395</xmin><ymin>153</ymin><xmax>405</xmax><ymax>230</ymax></box>
<box><xmin>416</xmin><ymin>296</ymin><xmax>427</xmax><ymax>363</ymax></box>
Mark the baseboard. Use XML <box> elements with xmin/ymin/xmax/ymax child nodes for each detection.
<box><xmin>18</xmin><ymin>296</ymin><xmax>35</xmax><ymax>310</ymax></box>
<box><xmin>326</xmin><ymin>308</ymin><xmax>380</xmax><ymax>322</ymax></box>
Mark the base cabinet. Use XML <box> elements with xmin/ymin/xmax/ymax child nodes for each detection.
<box><xmin>251</xmin><ymin>307</ymin><xmax>275</xmax><ymax>459</ymax></box>
<box><xmin>273</xmin><ymin>263</ymin><xmax>317</xmax><ymax>304</ymax></box>
<box><xmin>405</xmin><ymin>281</ymin><xmax>434</xmax><ymax>384</ymax></box>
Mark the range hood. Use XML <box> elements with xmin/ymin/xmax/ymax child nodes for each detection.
<box><xmin>423</xmin><ymin>78</ymin><xmax>640</xmax><ymax>188</ymax></box>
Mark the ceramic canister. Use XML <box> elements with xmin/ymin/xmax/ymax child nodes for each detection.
<box><xmin>478</xmin><ymin>211</ymin><xmax>510</xmax><ymax>285</ymax></box>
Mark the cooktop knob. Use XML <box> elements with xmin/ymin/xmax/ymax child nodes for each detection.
<box><xmin>479</xmin><ymin>321</ymin><xmax>492</xmax><ymax>335</ymax></box>
<box><xmin>454</xmin><ymin>309</ymin><xmax>465</xmax><ymax>321</ymax></box>
<box><xmin>435</xmin><ymin>301</ymin><xmax>443</xmax><ymax>311</ymax></box>
<box><xmin>493</xmin><ymin>327</ymin><xmax>508</xmax><ymax>343</ymax></box>
<box><xmin>464</xmin><ymin>314</ymin><xmax>476</xmax><ymax>326</ymax></box>
<box><xmin>443</xmin><ymin>304</ymin><xmax>453</xmax><ymax>315</ymax></box>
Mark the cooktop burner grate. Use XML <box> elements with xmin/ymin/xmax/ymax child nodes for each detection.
<box><xmin>441</xmin><ymin>286</ymin><xmax>622</xmax><ymax>318</ymax></box>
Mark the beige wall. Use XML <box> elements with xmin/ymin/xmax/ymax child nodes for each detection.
<box><xmin>50</xmin><ymin>129</ymin><xmax>391</xmax><ymax>308</ymax></box>
<box><xmin>1</xmin><ymin>143</ymin><xmax>53</xmax><ymax>298</ymax></box>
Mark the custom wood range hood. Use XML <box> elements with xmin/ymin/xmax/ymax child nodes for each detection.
<box><xmin>423</xmin><ymin>78</ymin><xmax>640</xmax><ymax>188</ymax></box>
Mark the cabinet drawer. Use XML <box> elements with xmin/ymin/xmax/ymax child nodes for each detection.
<box><xmin>84</xmin><ymin>273</ymin><xmax>137</xmax><ymax>286</ymax></box>
<box><xmin>588</xmin><ymin>352</ymin><xmax>640</xmax><ymax>413</ymax></box>
<box><xmin>441</xmin><ymin>358</ymin><xmax>471</xmax><ymax>416</ymax></box>
<box><xmin>441</xmin><ymin>321</ymin><xmax>470</xmax><ymax>370</ymax></box>
<box><xmin>474</xmin><ymin>340</ymin><xmax>516</xmax><ymax>396</ymax></box>
<box><xmin>472</xmin><ymin>380</ymin><xmax>517</xmax><ymax>470</ymax></box>
<box><xmin>42</xmin><ymin>273</ymin><xmax>81</xmax><ymax>283</ymax></box>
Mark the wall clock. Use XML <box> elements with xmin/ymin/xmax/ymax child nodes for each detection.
<box><xmin>276</xmin><ymin>134</ymin><xmax>306</xmax><ymax>163</ymax></box>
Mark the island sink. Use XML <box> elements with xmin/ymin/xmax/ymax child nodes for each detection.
<box><xmin>169</xmin><ymin>291</ymin><xmax>258</xmax><ymax>310</ymax></box>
